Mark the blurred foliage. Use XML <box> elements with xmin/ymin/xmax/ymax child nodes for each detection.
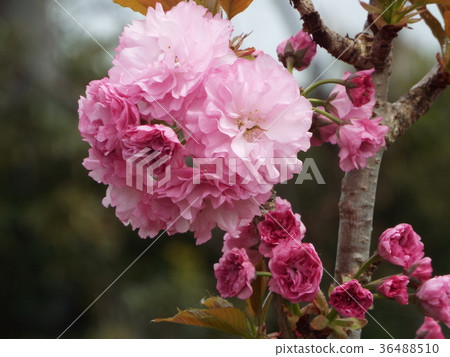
<box><xmin>0</xmin><ymin>0</ymin><xmax>448</xmax><ymax>339</ymax></box>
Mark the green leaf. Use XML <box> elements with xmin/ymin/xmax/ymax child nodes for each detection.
<box><xmin>218</xmin><ymin>0</ymin><xmax>254</xmax><ymax>19</ymax></box>
<box><xmin>153</xmin><ymin>299</ymin><xmax>250</xmax><ymax>336</ymax></box>
<box><xmin>310</xmin><ymin>315</ymin><xmax>329</xmax><ymax>331</ymax></box>
<box><xmin>113</xmin><ymin>0</ymin><xmax>183</xmax><ymax>15</ymax></box>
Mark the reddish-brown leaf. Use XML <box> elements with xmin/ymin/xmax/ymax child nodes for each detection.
<box><xmin>218</xmin><ymin>0</ymin><xmax>254</xmax><ymax>19</ymax></box>
<box><xmin>113</xmin><ymin>0</ymin><xmax>183</xmax><ymax>14</ymax></box>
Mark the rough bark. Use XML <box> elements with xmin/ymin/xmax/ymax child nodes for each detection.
<box><xmin>334</xmin><ymin>0</ymin><xmax>396</xmax><ymax>338</ymax></box>
<box><xmin>290</xmin><ymin>0</ymin><xmax>373</xmax><ymax>69</ymax></box>
<box><xmin>387</xmin><ymin>64</ymin><xmax>450</xmax><ymax>144</ymax></box>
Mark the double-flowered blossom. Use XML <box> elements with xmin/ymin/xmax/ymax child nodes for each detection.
<box><xmin>310</xmin><ymin>69</ymin><xmax>388</xmax><ymax>171</ymax></box>
<box><xmin>214</xmin><ymin>248</ymin><xmax>256</xmax><ymax>300</ymax></box>
<box><xmin>257</xmin><ymin>197</ymin><xmax>306</xmax><ymax>257</ymax></box>
<box><xmin>343</xmin><ymin>69</ymin><xmax>376</xmax><ymax>107</ymax></box>
<box><xmin>378</xmin><ymin>223</ymin><xmax>424</xmax><ymax>269</ymax></box>
<box><xmin>79</xmin><ymin>2</ymin><xmax>313</xmax><ymax>244</ymax></box>
<box><xmin>329</xmin><ymin>279</ymin><xmax>374</xmax><ymax>319</ymax></box>
<box><xmin>268</xmin><ymin>240</ymin><xmax>323</xmax><ymax>303</ymax></box>
<box><xmin>332</xmin><ymin>117</ymin><xmax>388</xmax><ymax>172</ymax></box>
<box><xmin>108</xmin><ymin>1</ymin><xmax>236</xmax><ymax>122</ymax></box>
<box><xmin>416</xmin><ymin>275</ymin><xmax>450</xmax><ymax>327</ymax></box>
<box><xmin>184</xmin><ymin>53</ymin><xmax>312</xmax><ymax>185</ymax></box>
<box><xmin>407</xmin><ymin>257</ymin><xmax>433</xmax><ymax>285</ymax></box>
<box><xmin>377</xmin><ymin>275</ymin><xmax>409</xmax><ymax>305</ymax></box>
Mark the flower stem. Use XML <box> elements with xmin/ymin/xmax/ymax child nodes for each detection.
<box><xmin>308</xmin><ymin>98</ymin><xmax>327</xmax><ymax>106</ymax></box>
<box><xmin>326</xmin><ymin>309</ymin><xmax>338</xmax><ymax>321</ymax></box>
<box><xmin>286</xmin><ymin>56</ymin><xmax>295</xmax><ymax>74</ymax></box>
<box><xmin>313</xmin><ymin>107</ymin><xmax>344</xmax><ymax>125</ymax></box>
<box><xmin>302</xmin><ymin>79</ymin><xmax>345</xmax><ymax>96</ymax></box>
<box><xmin>256</xmin><ymin>271</ymin><xmax>272</xmax><ymax>278</ymax></box>
<box><xmin>353</xmin><ymin>253</ymin><xmax>381</xmax><ymax>280</ymax></box>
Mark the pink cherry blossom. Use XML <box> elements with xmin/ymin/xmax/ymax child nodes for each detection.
<box><xmin>331</xmin><ymin>117</ymin><xmax>388</xmax><ymax>172</ymax></box>
<box><xmin>109</xmin><ymin>1</ymin><xmax>236</xmax><ymax>122</ymax></box>
<box><xmin>416</xmin><ymin>275</ymin><xmax>450</xmax><ymax>327</ymax></box>
<box><xmin>122</xmin><ymin>124</ymin><xmax>185</xmax><ymax>177</ymax></box>
<box><xmin>344</xmin><ymin>69</ymin><xmax>376</xmax><ymax>107</ymax></box>
<box><xmin>407</xmin><ymin>257</ymin><xmax>433</xmax><ymax>287</ymax></box>
<box><xmin>223</xmin><ymin>223</ymin><xmax>261</xmax><ymax>264</ymax></box>
<box><xmin>415</xmin><ymin>317</ymin><xmax>445</xmax><ymax>339</ymax></box>
<box><xmin>312</xmin><ymin>72</ymin><xmax>388</xmax><ymax>170</ymax></box>
<box><xmin>79</xmin><ymin>78</ymin><xmax>141</xmax><ymax>186</ymax></box>
<box><xmin>377</xmin><ymin>275</ymin><xmax>409</xmax><ymax>305</ymax></box>
<box><xmin>310</xmin><ymin>109</ymin><xmax>338</xmax><ymax>146</ymax></box>
<box><xmin>258</xmin><ymin>197</ymin><xmax>306</xmax><ymax>257</ymax></box>
<box><xmin>276</xmin><ymin>30</ymin><xmax>317</xmax><ymax>71</ymax></box>
<box><xmin>160</xmin><ymin>167</ymin><xmax>273</xmax><ymax>244</ymax></box>
<box><xmin>329</xmin><ymin>71</ymin><xmax>376</xmax><ymax>121</ymax></box>
<box><xmin>378</xmin><ymin>223</ymin><xmax>424</xmax><ymax>269</ymax></box>
<box><xmin>214</xmin><ymin>248</ymin><xmax>256</xmax><ymax>300</ymax></box>
<box><xmin>268</xmin><ymin>240</ymin><xmax>323</xmax><ymax>303</ymax></box>
<box><xmin>329</xmin><ymin>279</ymin><xmax>373</xmax><ymax>319</ymax></box>
<box><xmin>184</xmin><ymin>54</ymin><xmax>312</xmax><ymax>185</ymax></box>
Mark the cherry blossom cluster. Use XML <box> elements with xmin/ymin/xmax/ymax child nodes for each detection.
<box><xmin>308</xmin><ymin>69</ymin><xmax>389</xmax><ymax>172</ymax></box>
<box><xmin>78</xmin><ymin>2</ymin><xmax>312</xmax><ymax>244</ymax></box>
<box><xmin>327</xmin><ymin>223</ymin><xmax>448</xmax><ymax>339</ymax></box>
<box><xmin>214</xmin><ymin>197</ymin><xmax>323</xmax><ymax>303</ymax></box>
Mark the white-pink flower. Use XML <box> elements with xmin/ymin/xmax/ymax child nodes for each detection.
<box><xmin>109</xmin><ymin>1</ymin><xmax>236</xmax><ymax>122</ymax></box>
<box><xmin>185</xmin><ymin>54</ymin><xmax>312</xmax><ymax>184</ymax></box>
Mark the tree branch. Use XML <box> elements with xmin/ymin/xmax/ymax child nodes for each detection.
<box><xmin>371</xmin><ymin>25</ymin><xmax>402</xmax><ymax>71</ymax></box>
<box><xmin>386</xmin><ymin>64</ymin><xmax>450</xmax><ymax>144</ymax></box>
<box><xmin>273</xmin><ymin>294</ymin><xmax>295</xmax><ymax>338</ymax></box>
<box><xmin>290</xmin><ymin>0</ymin><xmax>373</xmax><ymax>69</ymax></box>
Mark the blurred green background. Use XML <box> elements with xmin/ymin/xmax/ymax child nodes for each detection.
<box><xmin>1</xmin><ymin>0</ymin><xmax>449</xmax><ymax>338</ymax></box>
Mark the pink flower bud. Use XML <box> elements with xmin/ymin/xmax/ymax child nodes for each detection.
<box><xmin>378</xmin><ymin>223</ymin><xmax>424</xmax><ymax>269</ymax></box>
<box><xmin>329</xmin><ymin>279</ymin><xmax>373</xmax><ymax>319</ymax></box>
<box><xmin>416</xmin><ymin>275</ymin><xmax>450</xmax><ymax>327</ymax></box>
<box><xmin>268</xmin><ymin>240</ymin><xmax>323</xmax><ymax>303</ymax></box>
<box><xmin>276</xmin><ymin>30</ymin><xmax>317</xmax><ymax>71</ymax></box>
<box><xmin>332</xmin><ymin>117</ymin><xmax>388</xmax><ymax>172</ymax></box>
<box><xmin>407</xmin><ymin>257</ymin><xmax>433</xmax><ymax>286</ymax></box>
<box><xmin>214</xmin><ymin>248</ymin><xmax>256</xmax><ymax>300</ymax></box>
<box><xmin>377</xmin><ymin>275</ymin><xmax>409</xmax><ymax>305</ymax></box>
<box><xmin>344</xmin><ymin>69</ymin><xmax>376</xmax><ymax>107</ymax></box>
<box><xmin>415</xmin><ymin>317</ymin><xmax>445</xmax><ymax>339</ymax></box>
<box><xmin>222</xmin><ymin>223</ymin><xmax>261</xmax><ymax>265</ymax></box>
<box><xmin>257</xmin><ymin>197</ymin><xmax>306</xmax><ymax>258</ymax></box>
